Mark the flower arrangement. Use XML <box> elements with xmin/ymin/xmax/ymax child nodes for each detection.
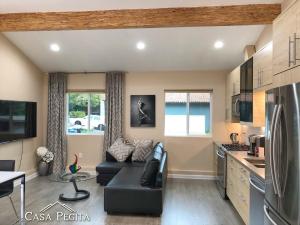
<box><xmin>36</xmin><ymin>147</ymin><xmax>54</xmax><ymax>163</ymax></box>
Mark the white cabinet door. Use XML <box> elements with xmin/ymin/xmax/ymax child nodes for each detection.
<box><xmin>261</xmin><ymin>43</ymin><xmax>273</xmax><ymax>87</ymax></box>
<box><xmin>232</xmin><ymin>66</ymin><xmax>240</xmax><ymax>95</ymax></box>
<box><xmin>253</xmin><ymin>42</ymin><xmax>273</xmax><ymax>90</ymax></box>
<box><xmin>273</xmin><ymin>3</ymin><xmax>297</xmax><ymax>75</ymax></box>
<box><xmin>253</xmin><ymin>53</ymin><xmax>260</xmax><ymax>90</ymax></box>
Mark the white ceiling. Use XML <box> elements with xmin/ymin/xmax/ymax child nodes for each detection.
<box><xmin>4</xmin><ymin>26</ymin><xmax>265</xmax><ymax>72</ymax></box>
<box><xmin>0</xmin><ymin>0</ymin><xmax>282</xmax><ymax>13</ymax></box>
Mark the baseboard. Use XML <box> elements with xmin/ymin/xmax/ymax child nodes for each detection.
<box><xmin>14</xmin><ymin>171</ymin><xmax>38</xmax><ymax>187</ymax></box>
<box><xmin>168</xmin><ymin>173</ymin><xmax>216</xmax><ymax>180</ymax></box>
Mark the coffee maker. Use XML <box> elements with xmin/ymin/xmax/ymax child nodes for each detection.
<box><xmin>248</xmin><ymin>134</ymin><xmax>257</xmax><ymax>156</ymax></box>
<box><xmin>248</xmin><ymin>134</ymin><xmax>265</xmax><ymax>156</ymax></box>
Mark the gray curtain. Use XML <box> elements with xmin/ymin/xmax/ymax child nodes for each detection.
<box><xmin>47</xmin><ymin>72</ymin><xmax>67</xmax><ymax>176</ymax></box>
<box><xmin>103</xmin><ymin>71</ymin><xmax>125</xmax><ymax>160</ymax></box>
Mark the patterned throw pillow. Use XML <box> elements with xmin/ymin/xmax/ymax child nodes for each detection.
<box><xmin>107</xmin><ymin>138</ymin><xmax>135</xmax><ymax>162</ymax></box>
<box><xmin>131</xmin><ymin>139</ymin><xmax>153</xmax><ymax>162</ymax></box>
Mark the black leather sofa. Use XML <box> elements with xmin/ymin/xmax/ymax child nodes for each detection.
<box><xmin>96</xmin><ymin>142</ymin><xmax>168</xmax><ymax>215</ymax></box>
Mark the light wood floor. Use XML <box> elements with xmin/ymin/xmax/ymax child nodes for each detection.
<box><xmin>0</xmin><ymin>177</ymin><xmax>244</xmax><ymax>225</ymax></box>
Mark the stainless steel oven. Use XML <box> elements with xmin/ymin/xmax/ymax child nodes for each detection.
<box><xmin>215</xmin><ymin>146</ymin><xmax>227</xmax><ymax>199</ymax></box>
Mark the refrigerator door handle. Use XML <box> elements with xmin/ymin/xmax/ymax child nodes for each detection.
<box><xmin>264</xmin><ymin>205</ymin><xmax>278</xmax><ymax>225</ymax></box>
<box><xmin>273</xmin><ymin>104</ymin><xmax>283</xmax><ymax>198</ymax></box>
<box><xmin>270</xmin><ymin>104</ymin><xmax>279</xmax><ymax>195</ymax></box>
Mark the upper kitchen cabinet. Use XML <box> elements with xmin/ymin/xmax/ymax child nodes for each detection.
<box><xmin>226</xmin><ymin>66</ymin><xmax>240</xmax><ymax>122</ymax></box>
<box><xmin>240</xmin><ymin>58</ymin><xmax>265</xmax><ymax>127</ymax></box>
<box><xmin>240</xmin><ymin>58</ymin><xmax>253</xmax><ymax>123</ymax></box>
<box><xmin>273</xmin><ymin>0</ymin><xmax>300</xmax><ymax>75</ymax></box>
<box><xmin>253</xmin><ymin>42</ymin><xmax>273</xmax><ymax>90</ymax></box>
<box><xmin>232</xmin><ymin>67</ymin><xmax>241</xmax><ymax>96</ymax></box>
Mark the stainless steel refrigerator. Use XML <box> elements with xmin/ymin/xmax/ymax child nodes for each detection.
<box><xmin>265</xmin><ymin>83</ymin><xmax>300</xmax><ymax>225</ymax></box>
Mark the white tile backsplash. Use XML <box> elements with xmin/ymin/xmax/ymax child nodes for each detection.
<box><xmin>241</xmin><ymin>125</ymin><xmax>265</xmax><ymax>145</ymax></box>
<box><xmin>225</xmin><ymin>122</ymin><xmax>265</xmax><ymax>145</ymax></box>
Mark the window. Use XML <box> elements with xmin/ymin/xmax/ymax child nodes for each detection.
<box><xmin>67</xmin><ymin>92</ymin><xmax>105</xmax><ymax>134</ymax></box>
<box><xmin>164</xmin><ymin>92</ymin><xmax>212</xmax><ymax>136</ymax></box>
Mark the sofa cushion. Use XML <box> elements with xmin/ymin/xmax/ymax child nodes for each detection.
<box><xmin>107</xmin><ymin>167</ymin><xmax>146</xmax><ymax>188</ymax></box>
<box><xmin>131</xmin><ymin>139</ymin><xmax>153</xmax><ymax>162</ymax></box>
<box><xmin>104</xmin><ymin>167</ymin><xmax>163</xmax><ymax>215</ymax></box>
<box><xmin>140</xmin><ymin>159</ymin><xmax>160</xmax><ymax>187</ymax></box>
<box><xmin>106</xmin><ymin>151</ymin><xmax>133</xmax><ymax>162</ymax></box>
<box><xmin>107</xmin><ymin>138</ymin><xmax>135</xmax><ymax>162</ymax></box>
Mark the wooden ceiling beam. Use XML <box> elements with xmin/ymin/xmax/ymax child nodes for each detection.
<box><xmin>0</xmin><ymin>4</ymin><xmax>281</xmax><ymax>31</ymax></box>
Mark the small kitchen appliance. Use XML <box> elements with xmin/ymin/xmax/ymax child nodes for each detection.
<box><xmin>248</xmin><ymin>134</ymin><xmax>265</xmax><ymax>156</ymax></box>
<box><xmin>230</xmin><ymin>133</ymin><xmax>239</xmax><ymax>144</ymax></box>
<box><xmin>248</xmin><ymin>134</ymin><xmax>258</xmax><ymax>156</ymax></box>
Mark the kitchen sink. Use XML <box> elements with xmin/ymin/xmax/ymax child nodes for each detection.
<box><xmin>244</xmin><ymin>158</ymin><xmax>265</xmax><ymax>168</ymax></box>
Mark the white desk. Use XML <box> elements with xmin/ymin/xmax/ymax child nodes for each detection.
<box><xmin>0</xmin><ymin>171</ymin><xmax>25</xmax><ymax>225</ymax></box>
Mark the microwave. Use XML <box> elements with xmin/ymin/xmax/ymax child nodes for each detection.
<box><xmin>231</xmin><ymin>94</ymin><xmax>240</xmax><ymax>123</ymax></box>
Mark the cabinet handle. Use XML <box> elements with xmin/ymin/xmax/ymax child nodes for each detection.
<box><xmin>294</xmin><ymin>33</ymin><xmax>297</xmax><ymax>66</ymax></box>
<box><xmin>260</xmin><ymin>69</ymin><xmax>263</xmax><ymax>86</ymax></box>
<box><xmin>264</xmin><ymin>205</ymin><xmax>278</xmax><ymax>225</ymax></box>
<box><xmin>258</xmin><ymin>70</ymin><xmax>260</xmax><ymax>87</ymax></box>
<box><xmin>233</xmin><ymin>83</ymin><xmax>235</xmax><ymax>95</ymax></box>
<box><xmin>289</xmin><ymin>35</ymin><xmax>293</xmax><ymax>67</ymax></box>
<box><xmin>290</xmin><ymin>33</ymin><xmax>300</xmax><ymax>67</ymax></box>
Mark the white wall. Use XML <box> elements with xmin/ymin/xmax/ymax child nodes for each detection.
<box><xmin>64</xmin><ymin>71</ymin><xmax>227</xmax><ymax>176</ymax></box>
<box><xmin>0</xmin><ymin>34</ymin><xmax>45</xmax><ymax>175</ymax></box>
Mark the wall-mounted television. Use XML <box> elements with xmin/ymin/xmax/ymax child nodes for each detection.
<box><xmin>0</xmin><ymin>100</ymin><xmax>37</xmax><ymax>144</ymax></box>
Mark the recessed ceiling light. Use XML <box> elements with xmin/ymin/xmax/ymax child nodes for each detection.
<box><xmin>136</xmin><ymin>41</ymin><xmax>146</xmax><ymax>50</ymax></box>
<box><xmin>214</xmin><ymin>40</ymin><xmax>224</xmax><ymax>49</ymax></box>
<box><xmin>50</xmin><ymin>43</ymin><xmax>60</xmax><ymax>52</ymax></box>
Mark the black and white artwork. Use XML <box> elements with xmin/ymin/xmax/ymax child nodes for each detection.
<box><xmin>130</xmin><ymin>95</ymin><xmax>155</xmax><ymax>127</ymax></box>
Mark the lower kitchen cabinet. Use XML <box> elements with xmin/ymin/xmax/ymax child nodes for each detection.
<box><xmin>227</xmin><ymin>155</ymin><xmax>250</xmax><ymax>225</ymax></box>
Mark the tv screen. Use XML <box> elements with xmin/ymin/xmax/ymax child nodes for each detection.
<box><xmin>0</xmin><ymin>100</ymin><xmax>36</xmax><ymax>143</ymax></box>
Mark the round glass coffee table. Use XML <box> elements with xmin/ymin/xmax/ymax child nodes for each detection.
<box><xmin>49</xmin><ymin>172</ymin><xmax>94</xmax><ymax>201</ymax></box>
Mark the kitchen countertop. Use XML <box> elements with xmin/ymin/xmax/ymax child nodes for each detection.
<box><xmin>226</xmin><ymin>151</ymin><xmax>265</xmax><ymax>180</ymax></box>
<box><xmin>214</xmin><ymin>141</ymin><xmax>265</xmax><ymax>180</ymax></box>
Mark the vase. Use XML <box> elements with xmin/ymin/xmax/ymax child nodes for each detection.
<box><xmin>38</xmin><ymin>161</ymin><xmax>49</xmax><ymax>176</ymax></box>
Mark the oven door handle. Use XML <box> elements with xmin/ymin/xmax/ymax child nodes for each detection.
<box><xmin>216</xmin><ymin>151</ymin><xmax>225</xmax><ymax>159</ymax></box>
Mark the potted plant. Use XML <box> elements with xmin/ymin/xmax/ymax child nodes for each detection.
<box><xmin>36</xmin><ymin>147</ymin><xmax>54</xmax><ymax>176</ymax></box>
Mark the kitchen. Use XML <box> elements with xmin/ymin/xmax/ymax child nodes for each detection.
<box><xmin>215</xmin><ymin>1</ymin><xmax>300</xmax><ymax>225</ymax></box>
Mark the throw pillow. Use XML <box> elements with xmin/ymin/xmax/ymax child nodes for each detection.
<box><xmin>140</xmin><ymin>158</ymin><xmax>160</xmax><ymax>187</ymax></box>
<box><xmin>107</xmin><ymin>138</ymin><xmax>135</xmax><ymax>162</ymax></box>
<box><xmin>131</xmin><ymin>139</ymin><xmax>153</xmax><ymax>162</ymax></box>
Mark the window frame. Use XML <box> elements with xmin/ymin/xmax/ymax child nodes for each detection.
<box><xmin>164</xmin><ymin>90</ymin><xmax>213</xmax><ymax>138</ymax></box>
<box><xmin>66</xmin><ymin>91</ymin><xmax>105</xmax><ymax>136</ymax></box>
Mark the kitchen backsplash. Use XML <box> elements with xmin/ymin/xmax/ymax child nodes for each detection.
<box><xmin>240</xmin><ymin>125</ymin><xmax>265</xmax><ymax>145</ymax></box>
<box><xmin>225</xmin><ymin>122</ymin><xmax>265</xmax><ymax>145</ymax></box>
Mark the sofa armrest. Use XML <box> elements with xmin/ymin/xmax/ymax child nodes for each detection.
<box><xmin>155</xmin><ymin>152</ymin><xmax>168</xmax><ymax>188</ymax></box>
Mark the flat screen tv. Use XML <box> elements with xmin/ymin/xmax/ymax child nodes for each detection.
<box><xmin>0</xmin><ymin>100</ymin><xmax>37</xmax><ymax>143</ymax></box>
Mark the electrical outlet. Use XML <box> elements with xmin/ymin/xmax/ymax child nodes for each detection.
<box><xmin>78</xmin><ymin>153</ymin><xmax>83</xmax><ymax>158</ymax></box>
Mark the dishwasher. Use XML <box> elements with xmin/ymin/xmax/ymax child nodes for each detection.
<box><xmin>249</xmin><ymin>173</ymin><xmax>265</xmax><ymax>225</ymax></box>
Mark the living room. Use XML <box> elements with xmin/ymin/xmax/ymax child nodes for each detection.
<box><xmin>0</xmin><ymin>0</ymin><xmax>298</xmax><ymax>225</ymax></box>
